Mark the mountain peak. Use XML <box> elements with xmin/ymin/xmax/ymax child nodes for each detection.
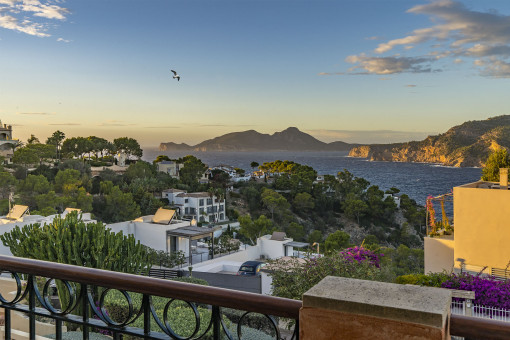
<box><xmin>283</xmin><ymin>127</ymin><xmax>300</xmax><ymax>132</ymax></box>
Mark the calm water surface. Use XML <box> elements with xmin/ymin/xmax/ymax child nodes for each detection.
<box><xmin>143</xmin><ymin>149</ymin><xmax>481</xmax><ymax>205</ymax></box>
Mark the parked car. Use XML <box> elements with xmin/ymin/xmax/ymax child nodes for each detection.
<box><xmin>236</xmin><ymin>261</ymin><xmax>266</xmax><ymax>276</ymax></box>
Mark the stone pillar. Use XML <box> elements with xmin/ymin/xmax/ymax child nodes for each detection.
<box><xmin>300</xmin><ymin>276</ymin><xmax>452</xmax><ymax>340</ymax></box>
<box><xmin>500</xmin><ymin>168</ymin><xmax>509</xmax><ymax>189</ymax></box>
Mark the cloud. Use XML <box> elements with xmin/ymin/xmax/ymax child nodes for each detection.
<box><xmin>57</xmin><ymin>37</ymin><xmax>70</xmax><ymax>43</ymax></box>
<box><xmin>318</xmin><ymin>72</ymin><xmax>345</xmax><ymax>76</ymax></box>
<box><xmin>307</xmin><ymin>129</ymin><xmax>434</xmax><ymax>144</ymax></box>
<box><xmin>185</xmin><ymin>123</ymin><xmax>258</xmax><ymax>128</ymax></box>
<box><xmin>17</xmin><ymin>111</ymin><xmax>53</xmax><ymax>115</ymax></box>
<box><xmin>405</xmin><ymin>84</ymin><xmax>417</xmax><ymax>87</ymax></box>
<box><xmin>98</xmin><ymin>120</ymin><xmax>136</xmax><ymax>127</ymax></box>
<box><xmin>0</xmin><ymin>0</ymin><xmax>69</xmax><ymax>37</ymax></box>
<box><xmin>347</xmin><ymin>0</ymin><xmax>510</xmax><ymax>77</ymax></box>
<box><xmin>48</xmin><ymin>123</ymin><xmax>80</xmax><ymax>126</ymax></box>
<box><xmin>345</xmin><ymin>54</ymin><xmax>437</xmax><ymax>74</ymax></box>
<box><xmin>473</xmin><ymin>58</ymin><xmax>510</xmax><ymax>78</ymax></box>
<box><xmin>145</xmin><ymin>126</ymin><xmax>180</xmax><ymax>129</ymax></box>
<box><xmin>365</xmin><ymin>36</ymin><xmax>383</xmax><ymax>41</ymax></box>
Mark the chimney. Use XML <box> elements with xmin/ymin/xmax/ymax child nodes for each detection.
<box><xmin>500</xmin><ymin>168</ymin><xmax>509</xmax><ymax>189</ymax></box>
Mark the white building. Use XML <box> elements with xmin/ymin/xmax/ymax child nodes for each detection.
<box><xmin>0</xmin><ymin>206</ymin><xmax>95</xmax><ymax>255</ymax></box>
<box><xmin>0</xmin><ymin>120</ymin><xmax>19</xmax><ymax>164</ymax></box>
<box><xmin>189</xmin><ymin>232</ymin><xmax>310</xmax><ymax>295</ymax></box>
<box><xmin>157</xmin><ymin>161</ymin><xmax>183</xmax><ymax>178</ymax></box>
<box><xmin>383</xmin><ymin>193</ymin><xmax>401</xmax><ymax>208</ymax></box>
<box><xmin>162</xmin><ymin>189</ymin><xmax>227</xmax><ymax>223</ymax></box>
<box><xmin>108</xmin><ymin>207</ymin><xmax>220</xmax><ymax>265</ymax></box>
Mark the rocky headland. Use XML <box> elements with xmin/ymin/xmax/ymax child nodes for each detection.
<box><xmin>348</xmin><ymin>115</ymin><xmax>510</xmax><ymax>167</ymax></box>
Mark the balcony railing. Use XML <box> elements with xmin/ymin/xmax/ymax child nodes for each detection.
<box><xmin>0</xmin><ymin>255</ymin><xmax>300</xmax><ymax>340</ymax></box>
<box><xmin>2</xmin><ymin>255</ymin><xmax>510</xmax><ymax>339</ymax></box>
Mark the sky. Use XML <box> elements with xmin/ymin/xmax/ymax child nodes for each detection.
<box><xmin>2</xmin><ymin>0</ymin><xmax>510</xmax><ymax>147</ymax></box>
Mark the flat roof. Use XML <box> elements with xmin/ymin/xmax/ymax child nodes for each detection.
<box><xmin>167</xmin><ymin>226</ymin><xmax>220</xmax><ymax>240</ymax></box>
<box><xmin>285</xmin><ymin>241</ymin><xmax>309</xmax><ymax>248</ymax></box>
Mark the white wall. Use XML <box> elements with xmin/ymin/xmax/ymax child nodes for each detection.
<box><xmin>259</xmin><ymin>237</ymin><xmax>288</xmax><ymax>259</ymax></box>
<box><xmin>108</xmin><ymin>220</ymin><xmax>191</xmax><ymax>253</ymax></box>
<box><xmin>192</xmin><ymin>260</ymin><xmax>243</xmax><ymax>273</ymax></box>
<box><xmin>191</xmin><ymin>245</ymin><xmax>261</xmax><ymax>270</ymax></box>
<box><xmin>261</xmin><ymin>272</ymin><xmax>273</xmax><ymax>295</ymax></box>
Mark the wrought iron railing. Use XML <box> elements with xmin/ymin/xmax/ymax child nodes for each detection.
<box><xmin>0</xmin><ymin>255</ymin><xmax>301</xmax><ymax>340</ymax></box>
<box><xmin>3</xmin><ymin>255</ymin><xmax>510</xmax><ymax>339</ymax></box>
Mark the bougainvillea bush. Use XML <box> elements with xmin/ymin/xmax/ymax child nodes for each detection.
<box><xmin>340</xmin><ymin>246</ymin><xmax>383</xmax><ymax>268</ymax></box>
<box><xmin>442</xmin><ymin>273</ymin><xmax>510</xmax><ymax>309</ymax></box>
<box><xmin>396</xmin><ymin>271</ymin><xmax>510</xmax><ymax>310</ymax></box>
<box><xmin>268</xmin><ymin>247</ymin><xmax>384</xmax><ymax>300</ymax></box>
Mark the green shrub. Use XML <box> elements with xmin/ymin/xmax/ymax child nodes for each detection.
<box><xmin>102</xmin><ymin>290</ymin><xmax>213</xmax><ymax>338</ymax></box>
<box><xmin>395</xmin><ymin>272</ymin><xmax>450</xmax><ymax>287</ymax></box>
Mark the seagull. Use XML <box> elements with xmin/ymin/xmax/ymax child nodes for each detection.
<box><xmin>171</xmin><ymin>69</ymin><xmax>180</xmax><ymax>81</ymax></box>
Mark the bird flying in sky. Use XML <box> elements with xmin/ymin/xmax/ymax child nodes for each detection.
<box><xmin>171</xmin><ymin>69</ymin><xmax>180</xmax><ymax>81</ymax></box>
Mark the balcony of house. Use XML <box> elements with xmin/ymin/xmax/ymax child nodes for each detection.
<box><xmin>425</xmin><ymin>168</ymin><xmax>510</xmax><ymax>277</ymax></box>
<box><xmin>1</xmin><ymin>256</ymin><xmax>510</xmax><ymax>340</ymax></box>
<box><xmin>424</xmin><ymin>192</ymin><xmax>456</xmax><ymax>274</ymax></box>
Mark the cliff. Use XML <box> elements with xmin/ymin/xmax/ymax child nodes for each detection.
<box><xmin>348</xmin><ymin>116</ymin><xmax>510</xmax><ymax>167</ymax></box>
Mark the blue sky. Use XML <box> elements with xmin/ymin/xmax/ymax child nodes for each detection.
<box><xmin>2</xmin><ymin>0</ymin><xmax>510</xmax><ymax>147</ymax></box>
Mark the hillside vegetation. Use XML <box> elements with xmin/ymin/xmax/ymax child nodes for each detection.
<box><xmin>349</xmin><ymin>115</ymin><xmax>510</xmax><ymax>167</ymax></box>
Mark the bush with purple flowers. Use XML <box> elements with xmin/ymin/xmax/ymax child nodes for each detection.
<box><xmin>442</xmin><ymin>273</ymin><xmax>510</xmax><ymax>309</ymax></box>
<box><xmin>268</xmin><ymin>247</ymin><xmax>384</xmax><ymax>301</ymax></box>
<box><xmin>396</xmin><ymin>271</ymin><xmax>510</xmax><ymax>311</ymax></box>
<box><xmin>340</xmin><ymin>246</ymin><xmax>383</xmax><ymax>268</ymax></box>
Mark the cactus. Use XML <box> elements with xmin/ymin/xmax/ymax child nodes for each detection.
<box><xmin>0</xmin><ymin>211</ymin><xmax>152</xmax><ymax>314</ymax></box>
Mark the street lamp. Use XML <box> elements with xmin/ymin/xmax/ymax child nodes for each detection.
<box><xmin>190</xmin><ymin>218</ymin><xmax>197</xmax><ymax>227</ymax></box>
<box><xmin>312</xmin><ymin>242</ymin><xmax>320</xmax><ymax>254</ymax></box>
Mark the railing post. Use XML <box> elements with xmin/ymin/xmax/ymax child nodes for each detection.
<box><xmin>465</xmin><ymin>299</ymin><xmax>473</xmax><ymax>317</ymax></box>
<box><xmin>212</xmin><ymin>305</ymin><xmax>221</xmax><ymax>340</ymax></box>
<box><xmin>82</xmin><ymin>284</ymin><xmax>89</xmax><ymax>340</ymax></box>
<box><xmin>5</xmin><ymin>307</ymin><xmax>11</xmax><ymax>340</ymax></box>
<box><xmin>28</xmin><ymin>275</ymin><xmax>35</xmax><ymax>340</ymax></box>
<box><xmin>143</xmin><ymin>294</ymin><xmax>151</xmax><ymax>336</ymax></box>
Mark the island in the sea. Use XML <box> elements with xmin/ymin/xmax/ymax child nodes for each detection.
<box><xmin>160</xmin><ymin>115</ymin><xmax>510</xmax><ymax>167</ymax></box>
<box><xmin>160</xmin><ymin>127</ymin><xmax>358</xmax><ymax>152</ymax></box>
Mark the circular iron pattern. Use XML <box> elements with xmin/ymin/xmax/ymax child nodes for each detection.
<box><xmin>236</xmin><ymin>311</ymin><xmax>280</xmax><ymax>340</ymax></box>
<box><xmin>0</xmin><ymin>271</ymin><xmax>24</xmax><ymax>305</ymax></box>
<box><xmin>33</xmin><ymin>278</ymin><xmax>78</xmax><ymax>315</ymax></box>
<box><xmin>88</xmin><ymin>287</ymin><xmax>143</xmax><ymax>328</ymax></box>
<box><xmin>149</xmin><ymin>297</ymin><xmax>202</xmax><ymax>340</ymax></box>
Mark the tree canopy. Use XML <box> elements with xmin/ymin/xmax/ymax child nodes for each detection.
<box><xmin>482</xmin><ymin>148</ymin><xmax>510</xmax><ymax>181</ymax></box>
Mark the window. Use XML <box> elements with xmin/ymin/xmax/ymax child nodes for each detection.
<box><xmin>207</xmin><ymin>198</ymin><xmax>213</xmax><ymax>205</ymax></box>
<box><xmin>219</xmin><ymin>205</ymin><xmax>224</xmax><ymax>211</ymax></box>
<box><xmin>199</xmin><ymin>199</ymin><xmax>204</xmax><ymax>206</ymax></box>
<box><xmin>220</xmin><ymin>213</ymin><xmax>224</xmax><ymax>220</ymax></box>
<box><xmin>199</xmin><ymin>207</ymin><xmax>204</xmax><ymax>214</ymax></box>
<box><xmin>185</xmin><ymin>199</ymin><xmax>189</xmax><ymax>203</ymax></box>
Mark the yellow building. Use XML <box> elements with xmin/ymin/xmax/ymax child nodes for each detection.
<box><xmin>425</xmin><ymin>169</ymin><xmax>510</xmax><ymax>278</ymax></box>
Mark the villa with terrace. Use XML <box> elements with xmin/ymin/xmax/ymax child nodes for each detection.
<box><xmin>162</xmin><ymin>188</ymin><xmax>227</xmax><ymax>223</ymax></box>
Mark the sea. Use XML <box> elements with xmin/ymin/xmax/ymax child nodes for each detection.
<box><xmin>142</xmin><ymin>149</ymin><xmax>482</xmax><ymax>206</ymax></box>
